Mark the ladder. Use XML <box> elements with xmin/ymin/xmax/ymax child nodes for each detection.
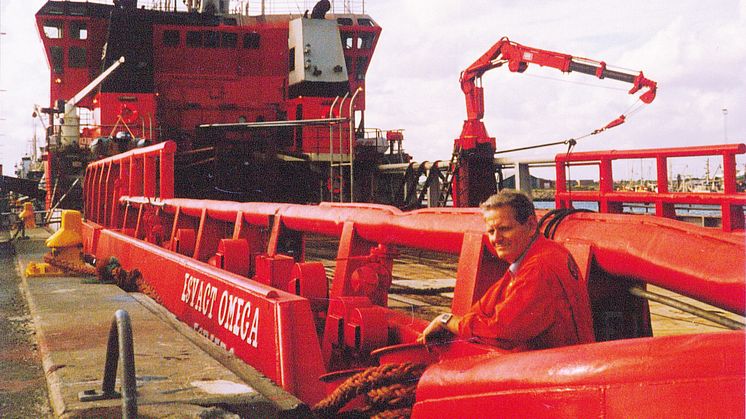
<box><xmin>435</xmin><ymin>147</ymin><xmax>461</xmax><ymax>207</ymax></box>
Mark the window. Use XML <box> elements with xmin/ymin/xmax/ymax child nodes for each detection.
<box><xmin>357</xmin><ymin>18</ymin><xmax>375</xmax><ymax>27</ymax></box>
<box><xmin>163</xmin><ymin>30</ymin><xmax>180</xmax><ymax>47</ymax></box>
<box><xmin>289</xmin><ymin>47</ymin><xmax>295</xmax><ymax>71</ymax></box>
<box><xmin>71</xmin><ymin>22</ymin><xmax>87</xmax><ymax>40</ymax></box>
<box><xmin>243</xmin><ymin>32</ymin><xmax>260</xmax><ymax>49</ymax></box>
<box><xmin>204</xmin><ymin>31</ymin><xmax>219</xmax><ymax>48</ymax></box>
<box><xmin>47</xmin><ymin>5</ymin><xmax>64</xmax><ymax>15</ymax></box>
<box><xmin>50</xmin><ymin>46</ymin><xmax>64</xmax><ymax>73</ymax></box>
<box><xmin>359</xmin><ymin>33</ymin><xmax>375</xmax><ymax>49</ymax></box>
<box><xmin>355</xmin><ymin>56</ymin><xmax>368</xmax><ymax>80</ymax></box>
<box><xmin>336</xmin><ymin>17</ymin><xmax>353</xmax><ymax>26</ymax></box>
<box><xmin>186</xmin><ymin>31</ymin><xmax>202</xmax><ymax>47</ymax></box>
<box><xmin>43</xmin><ymin>20</ymin><xmax>64</xmax><ymax>39</ymax></box>
<box><xmin>69</xmin><ymin>4</ymin><xmax>86</xmax><ymax>16</ymax></box>
<box><xmin>221</xmin><ymin>32</ymin><xmax>237</xmax><ymax>48</ymax></box>
<box><xmin>69</xmin><ymin>46</ymin><xmax>87</xmax><ymax>68</ymax></box>
<box><xmin>341</xmin><ymin>32</ymin><xmax>353</xmax><ymax>49</ymax></box>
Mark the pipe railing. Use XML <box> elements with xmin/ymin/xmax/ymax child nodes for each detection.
<box><xmin>555</xmin><ymin>143</ymin><xmax>746</xmax><ymax>231</ymax></box>
<box><xmin>84</xmin><ymin>141</ymin><xmax>176</xmax><ymax>227</ymax></box>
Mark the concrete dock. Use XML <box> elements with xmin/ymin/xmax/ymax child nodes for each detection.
<box><xmin>2</xmin><ymin>228</ymin><xmax>309</xmax><ymax>418</ymax></box>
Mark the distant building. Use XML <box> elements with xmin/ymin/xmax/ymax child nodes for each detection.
<box><xmin>500</xmin><ymin>175</ymin><xmax>555</xmax><ymax>189</ymax></box>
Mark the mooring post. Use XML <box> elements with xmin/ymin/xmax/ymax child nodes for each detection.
<box><xmin>78</xmin><ymin>309</ymin><xmax>137</xmax><ymax>419</ymax></box>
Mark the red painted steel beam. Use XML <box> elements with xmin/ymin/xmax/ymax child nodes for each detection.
<box><xmin>556</xmin><ymin>143</ymin><xmax>746</xmax><ymax>161</ymax></box>
<box><xmin>115</xmin><ymin>197</ymin><xmax>744</xmax><ymax>314</ymax></box>
<box><xmin>553</xmin><ymin>190</ymin><xmax>746</xmax><ymax>205</ymax></box>
<box><xmin>413</xmin><ymin>331</ymin><xmax>745</xmax><ymax>417</ymax></box>
<box><xmin>552</xmin><ymin>212</ymin><xmax>745</xmax><ymax>314</ymax></box>
<box><xmin>92</xmin><ymin>227</ymin><xmax>326</xmax><ymax>404</ymax></box>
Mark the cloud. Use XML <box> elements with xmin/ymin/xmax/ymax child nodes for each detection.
<box><xmin>1</xmin><ymin>0</ymin><xmax>49</xmax><ymax>174</ymax></box>
<box><xmin>1</xmin><ymin>1</ymin><xmax>744</xmax><ymax>178</ymax></box>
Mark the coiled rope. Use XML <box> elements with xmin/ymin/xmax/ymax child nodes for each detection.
<box><xmin>313</xmin><ymin>362</ymin><xmax>427</xmax><ymax>418</ymax></box>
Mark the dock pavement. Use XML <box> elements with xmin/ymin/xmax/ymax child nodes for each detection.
<box><xmin>3</xmin><ymin>227</ymin><xmax>309</xmax><ymax>418</ymax></box>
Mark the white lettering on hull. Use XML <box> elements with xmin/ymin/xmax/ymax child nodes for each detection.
<box><xmin>181</xmin><ymin>273</ymin><xmax>259</xmax><ymax>348</ymax></box>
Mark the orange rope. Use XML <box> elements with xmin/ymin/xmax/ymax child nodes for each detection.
<box><xmin>44</xmin><ymin>252</ymin><xmax>97</xmax><ymax>276</ymax></box>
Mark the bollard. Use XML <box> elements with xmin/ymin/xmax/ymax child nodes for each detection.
<box><xmin>78</xmin><ymin>309</ymin><xmax>137</xmax><ymax>418</ymax></box>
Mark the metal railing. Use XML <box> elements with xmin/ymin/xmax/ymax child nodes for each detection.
<box><xmin>142</xmin><ymin>0</ymin><xmax>366</xmax><ymax>15</ymax></box>
<box><xmin>555</xmin><ymin>143</ymin><xmax>746</xmax><ymax>232</ymax></box>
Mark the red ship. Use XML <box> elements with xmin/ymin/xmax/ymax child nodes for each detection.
<box><xmin>28</xmin><ymin>0</ymin><xmax>745</xmax><ymax>417</ymax></box>
<box><xmin>35</xmin><ymin>0</ymin><xmax>406</xmax><ymax>211</ymax></box>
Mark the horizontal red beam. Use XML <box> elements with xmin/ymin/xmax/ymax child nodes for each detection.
<box><xmin>117</xmin><ymin>197</ymin><xmax>745</xmax><ymax>314</ymax></box>
<box><xmin>555</xmin><ymin>191</ymin><xmax>746</xmax><ymax>205</ymax></box>
<box><xmin>555</xmin><ymin>143</ymin><xmax>745</xmax><ymax>162</ymax></box>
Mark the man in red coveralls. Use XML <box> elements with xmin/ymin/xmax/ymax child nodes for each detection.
<box><xmin>416</xmin><ymin>190</ymin><xmax>595</xmax><ymax>350</ymax></box>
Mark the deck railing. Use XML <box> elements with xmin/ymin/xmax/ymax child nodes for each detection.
<box><xmin>555</xmin><ymin>143</ymin><xmax>746</xmax><ymax>232</ymax></box>
<box><xmin>84</xmin><ymin>141</ymin><xmax>176</xmax><ymax>227</ymax></box>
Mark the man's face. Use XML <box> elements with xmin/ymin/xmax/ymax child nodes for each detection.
<box><xmin>483</xmin><ymin>206</ymin><xmax>537</xmax><ymax>263</ymax></box>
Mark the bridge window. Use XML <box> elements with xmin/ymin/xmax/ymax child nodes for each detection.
<box><xmin>359</xmin><ymin>33</ymin><xmax>375</xmax><ymax>49</ymax></box>
<box><xmin>50</xmin><ymin>46</ymin><xmax>64</xmax><ymax>73</ymax></box>
<box><xmin>341</xmin><ymin>32</ymin><xmax>353</xmax><ymax>49</ymax></box>
<box><xmin>221</xmin><ymin>32</ymin><xmax>237</xmax><ymax>48</ymax></box>
<box><xmin>355</xmin><ymin>56</ymin><xmax>368</xmax><ymax>80</ymax></box>
<box><xmin>69</xmin><ymin>4</ymin><xmax>86</xmax><ymax>16</ymax></box>
<box><xmin>243</xmin><ymin>32</ymin><xmax>260</xmax><ymax>49</ymax></box>
<box><xmin>186</xmin><ymin>31</ymin><xmax>202</xmax><ymax>47</ymax></box>
<box><xmin>71</xmin><ymin>22</ymin><xmax>87</xmax><ymax>40</ymax></box>
<box><xmin>337</xmin><ymin>17</ymin><xmax>353</xmax><ymax>26</ymax></box>
<box><xmin>204</xmin><ymin>31</ymin><xmax>220</xmax><ymax>48</ymax></box>
<box><xmin>357</xmin><ymin>18</ymin><xmax>374</xmax><ymax>27</ymax></box>
<box><xmin>43</xmin><ymin>20</ymin><xmax>64</xmax><ymax>39</ymax></box>
<box><xmin>69</xmin><ymin>46</ymin><xmax>86</xmax><ymax>68</ymax></box>
<box><xmin>163</xmin><ymin>30</ymin><xmax>180</xmax><ymax>47</ymax></box>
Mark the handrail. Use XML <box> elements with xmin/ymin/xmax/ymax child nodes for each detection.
<box><xmin>84</xmin><ymin>141</ymin><xmax>176</xmax><ymax>226</ymax></box>
<box><xmin>555</xmin><ymin>143</ymin><xmax>746</xmax><ymax>231</ymax></box>
<box><xmin>78</xmin><ymin>309</ymin><xmax>137</xmax><ymax>419</ymax></box>
<box><xmin>348</xmin><ymin>87</ymin><xmax>363</xmax><ymax>202</ymax></box>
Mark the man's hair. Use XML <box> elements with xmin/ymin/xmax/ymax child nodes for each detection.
<box><xmin>479</xmin><ymin>189</ymin><xmax>536</xmax><ymax>224</ymax></box>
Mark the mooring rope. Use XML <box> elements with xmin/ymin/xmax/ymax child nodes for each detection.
<box><xmin>92</xmin><ymin>256</ymin><xmax>162</xmax><ymax>303</ymax></box>
<box><xmin>44</xmin><ymin>252</ymin><xmax>97</xmax><ymax>276</ymax></box>
<box><xmin>313</xmin><ymin>362</ymin><xmax>426</xmax><ymax>418</ymax></box>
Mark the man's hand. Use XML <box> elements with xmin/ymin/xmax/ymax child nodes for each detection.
<box><xmin>416</xmin><ymin>313</ymin><xmax>460</xmax><ymax>345</ymax></box>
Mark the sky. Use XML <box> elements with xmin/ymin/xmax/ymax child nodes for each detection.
<box><xmin>1</xmin><ymin>0</ymin><xmax>745</xmax><ymax>180</ymax></box>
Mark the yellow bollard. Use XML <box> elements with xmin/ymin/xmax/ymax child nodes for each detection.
<box><xmin>27</xmin><ymin>210</ymin><xmax>91</xmax><ymax>277</ymax></box>
<box><xmin>19</xmin><ymin>202</ymin><xmax>36</xmax><ymax>229</ymax></box>
<box><xmin>46</xmin><ymin>210</ymin><xmax>83</xmax><ymax>248</ymax></box>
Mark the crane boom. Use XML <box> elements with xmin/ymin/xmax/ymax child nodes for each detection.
<box><xmin>452</xmin><ymin>37</ymin><xmax>657</xmax><ymax>207</ymax></box>
<box><xmin>460</xmin><ymin>37</ymin><xmax>657</xmax><ymax>122</ymax></box>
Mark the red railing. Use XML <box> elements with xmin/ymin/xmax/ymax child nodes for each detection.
<box><xmin>79</xmin><ymin>141</ymin><xmax>745</xmax><ymax>412</ymax></box>
<box><xmin>555</xmin><ymin>143</ymin><xmax>746</xmax><ymax>232</ymax></box>
<box><xmin>84</xmin><ymin>141</ymin><xmax>176</xmax><ymax>227</ymax></box>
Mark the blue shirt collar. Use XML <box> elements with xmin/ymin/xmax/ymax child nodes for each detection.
<box><xmin>508</xmin><ymin>233</ymin><xmax>539</xmax><ymax>275</ymax></box>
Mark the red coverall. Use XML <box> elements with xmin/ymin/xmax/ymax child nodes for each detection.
<box><xmin>458</xmin><ymin>236</ymin><xmax>595</xmax><ymax>350</ymax></box>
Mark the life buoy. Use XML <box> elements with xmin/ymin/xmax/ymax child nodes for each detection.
<box><xmin>119</xmin><ymin>104</ymin><xmax>139</xmax><ymax>125</ymax></box>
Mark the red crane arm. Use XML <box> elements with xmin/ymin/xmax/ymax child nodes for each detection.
<box><xmin>459</xmin><ymin>37</ymin><xmax>658</xmax><ymax>121</ymax></box>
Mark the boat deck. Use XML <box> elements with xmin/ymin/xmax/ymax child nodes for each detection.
<box><xmin>305</xmin><ymin>235</ymin><xmax>745</xmax><ymax>336</ymax></box>
<box><xmin>1</xmin><ymin>228</ymin><xmax>742</xmax><ymax>417</ymax></box>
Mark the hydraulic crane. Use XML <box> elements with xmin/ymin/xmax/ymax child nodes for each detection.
<box><xmin>450</xmin><ymin>36</ymin><xmax>657</xmax><ymax>207</ymax></box>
